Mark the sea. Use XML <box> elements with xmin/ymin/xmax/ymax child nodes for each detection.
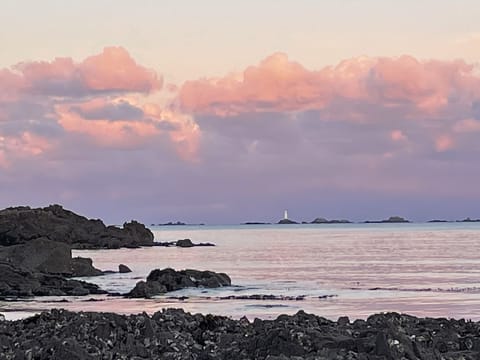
<box><xmin>2</xmin><ymin>223</ymin><xmax>480</xmax><ymax>321</ymax></box>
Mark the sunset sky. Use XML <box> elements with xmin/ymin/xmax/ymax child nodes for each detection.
<box><xmin>1</xmin><ymin>1</ymin><xmax>480</xmax><ymax>224</ymax></box>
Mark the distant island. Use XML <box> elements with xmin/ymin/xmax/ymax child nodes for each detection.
<box><xmin>364</xmin><ymin>216</ymin><xmax>410</xmax><ymax>224</ymax></box>
<box><xmin>154</xmin><ymin>221</ymin><xmax>205</xmax><ymax>226</ymax></box>
<box><xmin>277</xmin><ymin>218</ymin><xmax>298</xmax><ymax>224</ymax></box>
<box><xmin>456</xmin><ymin>217</ymin><xmax>480</xmax><ymax>223</ymax></box>
<box><xmin>309</xmin><ymin>217</ymin><xmax>352</xmax><ymax>224</ymax></box>
<box><xmin>242</xmin><ymin>222</ymin><xmax>272</xmax><ymax>225</ymax></box>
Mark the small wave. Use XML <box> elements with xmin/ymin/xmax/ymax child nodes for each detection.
<box><xmin>244</xmin><ymin>304</ymin><xmax>291</xmax><ymax>309</ymax></box>
<box><xmin>355</xmin><ymin>286</ymin><xmax>480</xmax><ymax>294</ymax></box>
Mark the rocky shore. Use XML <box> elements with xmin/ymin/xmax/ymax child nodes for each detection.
<box><xmin>0</xmin><ymin>205</ymin><xmax>154</xmax><ymax>249</ymax></box>
<box><xmin>0</xmin><ymin>205</ymin><xmax>227</xmax><ymax>298</ymax></box>
<box><xmin>0</xmin><ymin>308</ymin><xmax>479</xmax><ymax>359</ymax></box>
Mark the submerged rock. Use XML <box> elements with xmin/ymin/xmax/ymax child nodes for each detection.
<box><xmin>0</xmin><ymin>204</ymin><xmax>154</xmax><ymax>249</ymax></box>
<box><xmin>1</xmin><ymin>309</ymin><xmax>479</xmax><ymax>359</ymax></box>
<box><xmin>127</xmin><ymin>268</ymin><xmax>231</xmax><ymax>298</ymax></box>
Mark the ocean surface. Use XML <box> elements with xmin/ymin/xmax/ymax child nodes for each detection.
<box><xmin>3</xmin><ymin>223</ymin><xmax>480</xmax><ymax>321</ymax></box>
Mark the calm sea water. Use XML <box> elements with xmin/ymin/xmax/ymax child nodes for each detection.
<box><xmin>3</xmin><ymin>223</ymin><xmax>480</xmax><ymax>321</ymax></box>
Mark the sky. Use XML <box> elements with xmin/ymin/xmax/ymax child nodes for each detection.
<box><xmin>1</xmin><ymin>1</ymin><xmax>480</xmax><ymax>224</ymax></box>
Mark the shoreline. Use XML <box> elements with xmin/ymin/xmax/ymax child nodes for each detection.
<box><xmin>0</xmin><ymin>308</ymin><xmax>478</xmax><ymax>359</ymax></box>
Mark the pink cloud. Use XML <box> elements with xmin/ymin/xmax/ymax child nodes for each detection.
<box><xmin>435</xmin><ymin>134</ymin><xmax>455</xmax><ymax>152</ymax></box>
<box><xmin>79</xmin><ymin>47</ymin><xmax>161</xmax><ymax>93</ymax></box>
<box><xmin>12</xmin><ymin>47</ymin><xmax>161</xmax><ymax>97</ymax></box>
<box><xmin>55</xmin><ymin>102</ymin><xmax>160</xmax><ymax>148</ymax></box>
<box><xmin>390</xmin><ymin>130</ymin><xmax>407</xmax><ymax>142</ymax></box>
<box><xmin>454</xmin><ymin>118</ymin><xmax>480</xmax><ymax>132</ymax></box>
<box><xmin>0</xmin><ymin>132</ymin><xmax>52</xmax><ymax>168</ymax></box>
<box><xmin>55</xmin><ymin>99</ymin><xmax>200</xmax><ymax>160</ymax></box>
<box><xmin>179</xmin><ymin>53</ymin><xmax>480</xmax><ymax>118</ymax></box>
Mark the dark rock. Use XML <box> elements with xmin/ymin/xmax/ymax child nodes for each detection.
<box><xmin>118</xmin><ymin>264</ymin><xmax>132</xmax><ymax>273</ymax></box>
<box><xmin>0</xmin><ymin>204</ymin><xmax>154</xmax><ymax>249</ymax></box>
<box><xmin>311</xmin><ymin>217</ymin><xmax>352</xmax><ymax>224</ymax></box>
<box><xmin>176</xmin><ymin>238</ymin><xmax>194</xmax><ymax>247</ymax></box>
<box><xmin>127</xmin><ymin>268</ymin><xmax>231</xmax><ymax>298</ymax></box>
<box><xmin>242</xmin><ymin>222</ymin><xmax>271</xmax><ymax>225</ymax></box>
<box><xmin>71</xmin><ymin>257</ymin><xmax>103</xmax><ymax>277</ymax></box>
<box><xmin>153</xmin><ymin>239</ymin><xmax>216</xmax><ymax>247</ymax></box>
<box><xmin>364</xmin><ymin>216</ymin><xmax>410</xmax><ymax>224</ymax></box>
<box><xmin>1</xmin><ymin>310</ymin><xmax>479</xmax><ymax>359</ymax></box>
<box><xmin>0</xmin><ymin>262</ymin><xmax>106</xmax><ymax>297</ymax></box>
<box><xmin>0</xmin><ymin>238</ymin><xmax>72</xmax><ymax>275</ymax></box>
<box><xmin>277</xmin><ymin>219</ymin><xmax>298</xmax><ymax>224</ymax></box>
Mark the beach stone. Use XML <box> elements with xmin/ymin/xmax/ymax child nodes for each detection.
<box><xmin>127</xmin><ymin>268</ymin><xmax>231</xmax><ymax>298</ymax></box>
<box><xmin>118</xmin><ymin>264</ymin><xmax>132</xmax><ymax>273</ymax></box>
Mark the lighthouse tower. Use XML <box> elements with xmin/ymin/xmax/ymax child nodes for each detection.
<box><xmin>283</xmin><ymin>209</ymin><xmax>289</xmax><ymax>220</ymax></box>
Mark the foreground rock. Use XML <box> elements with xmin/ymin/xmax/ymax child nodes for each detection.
<box><xmin>127</xmin><ymin>268</ymin><xmax>231</xmax><ymax>298</ymax></box>
<box><xmin>0</xmin><ymin>204</ymin><xmax>154</xmax><ymax>249</ymax></box>
<box><xmin>1</xmin><ymin>309</ymin><xmax>480</xmax><ymax>359</ymax></box>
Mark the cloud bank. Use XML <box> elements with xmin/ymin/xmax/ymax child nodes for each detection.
<box><xmin>1</xmin><ymin>49</ymin><xmax>480</xmax><ymax>223</ymax></box>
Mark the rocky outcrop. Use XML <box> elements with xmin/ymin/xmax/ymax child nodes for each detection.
<box><xmin>277</xmin><ymin>218</ymin><xmax>298</xmax><ymax>224</ymax></box>
<box><xmin>311</xmin><ymin>217</ymin><xmax>351</xmax><ymax>224</ymax></box>
<box><xmin>0</xmin><ymin>238</ymin><xmax>103</xmax><ymax>277</ymax></box>
<box><xmin>176</xmin><ymin>238</ymin><xmax>195</xmax><ymax>247</ymax></box>
<box><xmin>71</xmin><ymin>257</ymin><xmax>104</xmax><ymax>277</ymax></box>
<box><xmin>0</xmin><ymin>262</ymin><xmax>106</xmax><ymax>297</ymax></box>
<box><xmin>154</xmin><ymin>239</ymin><xmax>216</xmax><ymax>247</ymax></box>
<box><xmin>0</xmin><ymin>204</ymin><xmax>154</xmax><ymax>249</ymax></box>
<box><xmin>0</xmin><ymin>238</ymin><xmax>72</xmax><ymax>275</ymax></box>
<box><xmin>365</xmin><ymin>216</ymin><xmax>410</xmax><ymax>224</ymax></box>
<box><xmin>1</xmin><ymin>309</ymin><xmax>480</xmax><ymax>359</ymax></box>
<box><xmin>127</xmin><ymin>268</ymin><xmax>231</xmax><ymax>298</ymax></box>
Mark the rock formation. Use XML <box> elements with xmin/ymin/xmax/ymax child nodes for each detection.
<box><xmin>118</xmin><ymin>264</ymin><xmax>132</xmax><ymax>273</ymax></box>
<box><xmin>127</xmin><ymin>268</ymin><xmax>231</xmax><ymax>298</ymax></box>
<box><xmin>0</xmin><ymin>204</ymin><xmax>154</xmax><ymax>249</ymax></box>
<box><xmin>0</xmin><ymin>262</ymin><xmax>105</xmax><ymax>297</ymax></box>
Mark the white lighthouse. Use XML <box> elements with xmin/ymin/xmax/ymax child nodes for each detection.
<box><xmin>283</xmin><ymin>209</ymin><xmax>289</xmax><ymax>220</ymax></box>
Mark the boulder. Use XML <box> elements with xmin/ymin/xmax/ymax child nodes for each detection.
<box><xmin>118</xmin><ymin>264</ymin><xmax>132</xmax><ymax>273</ymax></box>
<box><xmin>0</xmin><ymin>205</ymin><xmax>154</xmax><ymax>249</ymax></box>
<box><xmin>127</xmin><ymin>268</ymin><xmax>231</xmax><ymax>298</ymax></box>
